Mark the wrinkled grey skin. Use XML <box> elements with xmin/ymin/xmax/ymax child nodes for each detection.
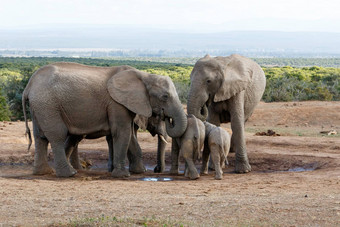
<box><xmin>201</xmin><ymin>122</ymin><xmax>230</xmax><ymax>180</ymax></box>
<box><xmin>22</xmin><ymin>62</ymin><xmax>187</xmax><ymax>178</ymax></box>
<box><xmin>170</xmin><ymin>115</ymin><xmax>205</xmax><ymax>180</ymax></box>
<box><xmin>187</xmin><ymin>54</ymin><xmax>266</xmax><ymax>173</ymax></box>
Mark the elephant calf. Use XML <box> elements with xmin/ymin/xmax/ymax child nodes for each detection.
<box><xmin>170</xmin><ymin>114</ymin><xmax>205</xmax><ymax>180</ymax></box>
<box><xmin>201</xmin><ymin>122</ymin><xmax>231</xmax><ymax>180</ymax></box>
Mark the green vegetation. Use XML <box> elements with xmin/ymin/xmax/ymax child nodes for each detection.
<box><xmin>262</xmin><ymin>66</ymin><xmax>340</xmax><ymax>102</ymax></box>
<box><xmin>52</xmin><ymin>215</ymin><xmax>187</xmax><ymax>227</ymax></box>
<box><xmin>0</xmin><ymin>87</ymin><xmax>11</xmax><ymax>121</ymax></box>
<box><xmin>0</xmin><ymin>57</ymin><xmax>339</xmax><ymax>120</ymax></box>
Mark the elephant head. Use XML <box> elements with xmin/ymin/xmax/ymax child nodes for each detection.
<box><xmin>187</xmin><ymin>54</ymin><xmax>252</xmax><ymax>121</ymax></box>
<box><xmin>134</xmin><ymin>114</ymin><xmax>168</xmax><ymax>142</ymax></box>
<box><xmin>108</xmin><ymin>69</ymin><xmax>187</xmax><ymax>138</ymax></box>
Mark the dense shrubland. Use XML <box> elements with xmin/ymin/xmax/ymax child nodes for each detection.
<box><xmin>0</xmin><ymin>57</ymin><xmax>339</xmax><ymax>120</ymax></box>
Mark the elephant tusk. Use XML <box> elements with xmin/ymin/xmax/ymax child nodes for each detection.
<box><xmin>159</xmin><ymin>135</ymin><xmax>168</xmax><ymax>144</ymax></box>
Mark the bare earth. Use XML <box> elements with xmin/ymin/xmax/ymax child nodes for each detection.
<box><xmin>0</xmin><ymin>101</ymin><xmax>339</xmax><ymax>226</ymax></box>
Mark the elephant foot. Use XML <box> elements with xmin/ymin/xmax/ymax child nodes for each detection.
<box><xmin>108</xmin><ymin>161</ymin><xmax>114</xmax><ymax>172</ymax></box>
<box><xmin>55</xmin><ymin>166</ymin><xmax>77</xmax><ymax>177</ymax></box>
<box><xmin>33</xmin><ymin>164</ymin><xmax>54</xmax><ymax>175</ymax></box>
<box><xmin>170</xmin><ymin>167</ymin><xmax>179</xmax><ymax>175</ymax></box>
<box><xmin>214</xmin><ymin>174</ymin><xmax>223</xmax><ymax>180</ymax></box>
<box><xmin>200</xmin><ymin>169</ymin><xmax>208</xmax><ymax>175</ymax></box>
<box><xmin>200</xmin><ymin>166</ymin><xmax>208</xmax><ymax>175</ymax></box>
<box><xmin>184</xmin><ymin>168</ymin><xmax>189</xmax><ymax>178</ymax></box>
<box><xmin>108</xmin><ymin>165</ymin><xmax>114</xmax><ymax>173</ymax></box>
<box><xmin>154</xmin><ymin>165</ymin><xmax>165</xmax><ymax>173</ymax></box>
<box><xmin>129</xmin><ymin>163</ymin><xmax>146</xmax><ymax>174</ymax></box>
<box><xmin>189</xmin><ymin>172</ymin><xmax>200</xmax><ymax>180</ymax></box>
<box><xmin>111</xmin><ymin>168</ymin><xmax>130</xmax><ymax>178</ymax></box>
<box><xmin>235</xmin><ymin>161</ymin><xmax>251</xmax><ymax>174</ymax></box>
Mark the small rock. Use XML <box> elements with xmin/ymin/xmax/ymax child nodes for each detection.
<box><xmin>320</xmin><ymin>130</ymin><xmax>337</xmax><ymax>135</ymax></box>
<box><xmin>328</xmin><ymin>130</ymin><xmax>337</xmax><ymax>135</ymax></box>
<box><xmin>255</xmin><ymin>129</ymin><xmax>280</xmax><ymax>137</ymax></box>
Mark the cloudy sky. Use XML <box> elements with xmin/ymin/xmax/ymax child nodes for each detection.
<box><xmin>1</xmin><ymin>0</ymin><xmax>340</xmax><ymax>32</ymax></box>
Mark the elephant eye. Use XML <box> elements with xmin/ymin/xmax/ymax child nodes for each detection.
<box><xmin>161</xmin><ymin>94</ymin><xmax>169</xmax><ymax>101</ymax></box>
<box><xmin>206</xmin><ymin>79</ymin><xmax>211</xmax><ymax>84</ymax></box>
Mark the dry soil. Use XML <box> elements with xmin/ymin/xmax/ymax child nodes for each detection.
<box><xmin>0</xmin><ymin>101</ymin><xmax>339</xmax><ymax>226</ymax></box>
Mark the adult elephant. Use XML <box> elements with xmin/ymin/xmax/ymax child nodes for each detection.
<box><xmin>22</xmin><ymin>62</ymin><xmax>187</xmax><ymax>177</ymax></box>
<box><xmin>187</xmin><ymin>54</ymin><xmax>266</xmax><ymax>173</ymax></box>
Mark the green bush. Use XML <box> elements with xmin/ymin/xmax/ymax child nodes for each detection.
<box><xmin>0</xmin><ymin>87</ymin><xmax>11</xmax><ymax>121</ymax></box>
<box><xmin>262</xmin><ymin>66</ymin><xmax>340</xmax><ymax>102</ymax></box>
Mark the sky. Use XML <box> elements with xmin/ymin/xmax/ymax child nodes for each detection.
<box><xmin>0</xmin><ymin>0</ymin><xmax>340</xmax><ymax>32</ymax></box>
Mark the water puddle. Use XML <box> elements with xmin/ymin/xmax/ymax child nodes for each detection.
<box><xmin>287</xmin><ymin>167</ymin><xmax>316</xmax><ymax>172</ymax></box>
<box><xmin>138</xmin><ymin>177</ymin><xmax>173</xmax><ymax>182</ymax></box>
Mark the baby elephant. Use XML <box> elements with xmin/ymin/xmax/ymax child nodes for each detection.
<box><xmin>201</xmin><ymin>122</ymin><xmax>231</xmax><ymax>180</ymax></box>
<box><xmin>170</xmin><ymin>114</ymin><xmax>205</xmax><ymax>180</ymax></box>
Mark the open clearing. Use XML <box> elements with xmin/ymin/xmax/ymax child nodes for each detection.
<box><xmin>0</xmin><ymin>101</ymin><xmax>339</xmax><ymax>226</ymax></box>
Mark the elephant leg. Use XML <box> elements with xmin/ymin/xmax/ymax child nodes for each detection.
<box><xmin>229</xmin><ymin>92</ymin><xmax>251</xmax><ymax>173</ymax></box>
<box><xmin>111</xmin><ymin>125</ymin><xmax>131</xmax><ymax>178</ymax></box>
<box><xmin>184</xmin><ymin>158</ymin><xmax>199</xmax><ymax>180</ymax></box>
<box><xmin>32</xmin><ymin>127</ymin><xmax>53</xmax><ymax>175</ymax></box>
<box><xmin>200</xmin><ymin>142</ymin><xmax>210</xmax><ymax>175</ymax></box>
<box><xmin>208</xmin><ymin>157</ymin><xmax>215</xmax><ymax>170</ymax></box>
<box><xmin>65</xmin><ymin>135</ymin><xmax>83</xmax><ymax>170</ymax></box>
<box><xmin>210</xmin><ymin>145</ymin><xmax>223</xmax><ymax>180</ymax></box>
<box><xmin>184</xmin><ymin>162</ymin><xmax>189</xmax><ymax>177</ymax></box>
<box><xmin>41</xmin><ymin>116</ymin><xmax>76</xmax><ymax>177</ymax></box>
<box><xmin>170</xmin><ymin>139</ymin><xmax>180</xmax><ymax>175</ymax></box>
<box><xmin>106</xmin><ymin>135</ymin><xmax>114</xmax><ymax>172</ymax></box>
<box><xmin>182</xmin><ymin>141</ymin><xmax>200</xmax><ymax>180</ymax></box>
<box><xmin>220</xmin><ymin>155</ymin><xmax>226</xmax><ymax>174</ymax></box>
<box><xmin>229</xmin><ymin>135</ymin><xmax>235</xmax><ymax>153</ymax></box>
<box><xmin>127</xmin><ymin>127</ymin><xmax>146</xmax><ymax>174</ymax></box>
<box><xmin>154</xmin><ymin>134</ymin><xmax>167</xmax><ymax>173</ymax></box>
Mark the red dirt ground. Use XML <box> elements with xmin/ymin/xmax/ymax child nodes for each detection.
<box><xmin>0</xmin><ymin>101</ymin><xmax>339</xmax><ymax>226</ymax></box>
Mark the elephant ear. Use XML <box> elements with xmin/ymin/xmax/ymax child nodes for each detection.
<box><xmin>134</xmin><ymin>115</ymin><xmax>148</xmax><ymax>131</ymax></box>
<box><xmin>214</xmin><ymin>55</ymin><xmax>253</xmax><ymax>102</ymax></box>
<box><xmin>107</xmin><ymin>70</ymin><xmax>152</xmax><ymax>118</ymax></box>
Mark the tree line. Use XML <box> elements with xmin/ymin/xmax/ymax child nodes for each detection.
<box><xmin>0</xmin><ymin>57</ymin><xmax>339</xmax><ymax>121</ymax></box>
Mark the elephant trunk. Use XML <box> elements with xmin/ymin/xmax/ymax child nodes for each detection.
<box><xmin>165</xmin><ymin>103</ymin><xmax>187</xmax><ymax>138</ymax></box>
<box><xmin>187</xmin><ymin>88</ymin><xmax>209</xmax><ymax>121</ymax></box>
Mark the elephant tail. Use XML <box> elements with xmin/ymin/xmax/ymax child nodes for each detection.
<box><xmin>22</xmin><ymin>90</ymin><xmax>32</xmax><ymax>152</ymax></box>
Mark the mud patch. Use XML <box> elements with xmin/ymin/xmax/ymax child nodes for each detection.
<box><xmin>226</xmin><ymin>152</ymin><xmax>331</xmax><ymax>173</ymax></box>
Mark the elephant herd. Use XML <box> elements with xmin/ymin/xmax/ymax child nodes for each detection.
<box><xmin>22</xmin><ymin>54</ymin><xmax>266</xmax><ymax>180</ymax></box>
